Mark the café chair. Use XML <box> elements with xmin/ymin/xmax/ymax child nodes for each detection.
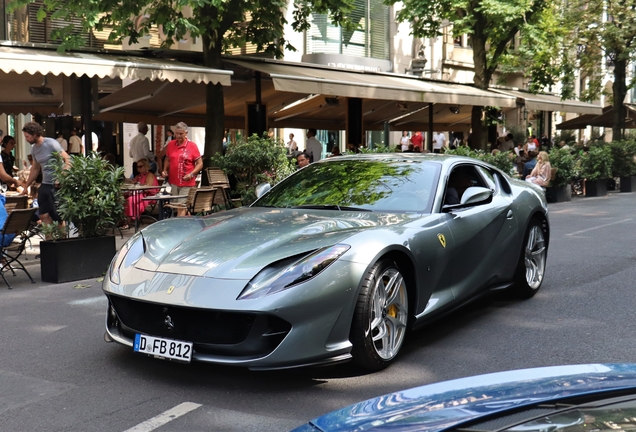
<box><xmin>165</xmin><ymin>188</ymin><xmax>215</xmax><ymax>217</ymax></box>
<box><xmin>0</xmin><ymin>207</ymin><xmax>38</xmax><ymax>289</ymax></box>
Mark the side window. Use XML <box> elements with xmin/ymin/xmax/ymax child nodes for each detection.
<box><xmin>493</xmin><ymin>171</ymin><xmax>513</xmax><ymax>195</ymax></box>
<box><xmin>476</xmin><ymin>166</ymin><xmax>497</xmax><ymax>191</ymax></box>
<box><xmin>444</xmin><ymin>165</ymin><xmax>486</xmax><ymax>205</ymax></box>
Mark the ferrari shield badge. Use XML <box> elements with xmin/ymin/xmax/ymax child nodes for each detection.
<box><xmin>437</xmin><ymin>233</ymin><xmax>446</xmax><ymax>248</ymax></box>
<box><xmin>167</xmin><ymin>285</ymin><xmax>175</xmax><ymax>295</ymax></box>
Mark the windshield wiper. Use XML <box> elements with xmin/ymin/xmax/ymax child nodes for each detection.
<box><xmin>291</xmin><ymin>204</ymin><xmax>372</xmax><ymax>212</ymax></box>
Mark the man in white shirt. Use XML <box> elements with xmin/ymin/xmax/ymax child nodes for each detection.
<box><xmin>129</xmin><ymin>122</ymin><xmax>154</xmax><ymax>177</ymax></box>
<box><xmin>305</xmin><ymin>129</ymin><xmax>322</xmax><ymax>162</ymax></box>
<box><xmin>56</xmin><ymin>132</ymin><xmax>68</xmax><ymax>152</ymax></box>
<box><xmin>432</xmin><ymin>131</ymin><xmax>447</xmax><ymax>153</ymax></box>
<box><xmin>68</xmin><ymin>128</ymin><xmax>83</xmax><ymax>155</ymax></box>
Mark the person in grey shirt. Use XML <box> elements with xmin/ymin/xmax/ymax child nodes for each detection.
<box><xmin>21</xmin><ymin>121</ymin><xmax>70</xmax><ymax>226</ymax></box>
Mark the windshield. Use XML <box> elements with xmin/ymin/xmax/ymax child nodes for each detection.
<box><xmin>252</xmin><ymin>159</ymin><xmax>440</xmax><ymax>213</ymax></box>
<box><xmin>506</xmin><ymin>399</ymin><xmax>636</xmax><ymax>432</ymax></box>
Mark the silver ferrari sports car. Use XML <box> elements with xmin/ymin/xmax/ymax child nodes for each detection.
<box><xmin>103</xmin><ymin>154</ymin><xmax>549</xmax><ymax>371</ymax></box>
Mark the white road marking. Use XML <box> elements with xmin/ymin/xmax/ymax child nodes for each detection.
<box><xmin>123</xmin><ymin>402</ymin><xmax>202</xmax><ymax>432</ymax></box>
<box><xmin>68</xmin><ymin>296</ymin><xmax>106</xmax><ymax>305</ymax></box>
<box><xmin>566</xmin><ymin>218</ymin><xmax>633</xmax><ymax>236</ymax></box>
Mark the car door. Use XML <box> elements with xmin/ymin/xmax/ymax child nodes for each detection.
<box><xmin>440</xmin><ymin>163</ymin><xmax>518</xmax><ymax>300</ymax></box>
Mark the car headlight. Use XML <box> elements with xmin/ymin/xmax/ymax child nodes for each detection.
<box><xmin>109</xmin><ymin>233</ymin><xmax>144</xmax><ymax>285</ymax></box>
<box><xmin>238</xmin><ymin>244</ymin><xmax>351</xmax><ymax>300</ymax></box>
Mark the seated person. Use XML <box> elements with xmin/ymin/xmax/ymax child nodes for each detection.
<box><xmin>296</xmin><ymin>152</ymin><xmax>310</xmax><ymax>169</ymax></box>
<box><xmin>526</xmin><ymin>151</ymin><xmax>552</xmax><ymax>187</ymax></box>
<box><xmin>445</xmin><ymin>168</ymin><xmax>474</xmax><ymax>205</ymax></box>
<box><xmin>523</xmin><ymin>151</ymin><xmax>538</xmax><ymax>178</ymax></box>
<box><xmin>123</xmin><ymin>158</ymin><xmax>159</xmax><ymax>229</ymax></box>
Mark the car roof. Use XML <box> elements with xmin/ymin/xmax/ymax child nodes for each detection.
<box><xmin>315</xmin><ymin>153</ymin><xmax>479</xmax><ymax>170</ymax></box>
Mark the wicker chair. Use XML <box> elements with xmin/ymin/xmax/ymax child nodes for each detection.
<box><xmin>206</xmin><ymin>168</ymin><xmax>242</xmax><ymax>210</ymax></box>
<box><xmin>165</xmin><ymin>188</ymin><xmax>215</xmax><ymax>216</ymax></box>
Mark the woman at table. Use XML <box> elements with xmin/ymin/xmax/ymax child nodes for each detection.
<box><xmin>123</xmin><ymin>158</ymin><xmax>159</xmax><ymax>229</ymax></box>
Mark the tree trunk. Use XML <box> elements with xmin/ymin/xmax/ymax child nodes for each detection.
<box><xmin>202</xmin><ymin>33</ymin><xmax>226</xmax><ymax>168</ymax></box>
<box><xmin>612</xmin><ymin>57</ymin><xmax>627</xmax><ymax>141</ymax></box>
<box><xmin>470</xmin><ymin>14</ymin><xmax>490</xmax><ymax>150</ymax></box>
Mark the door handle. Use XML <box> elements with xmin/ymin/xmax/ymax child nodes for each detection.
<box><xmin>506</xmin><ymin>210</ymin><xmax>514</xmax><ymax>219</ymax></box>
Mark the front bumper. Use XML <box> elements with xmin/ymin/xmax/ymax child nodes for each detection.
<box><xmin>103</xmin><ymin>260</ymin><xmax>368</xmax><ymax>369</ymax></box>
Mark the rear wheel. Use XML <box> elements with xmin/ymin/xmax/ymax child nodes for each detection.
<box><xmin>513</xmin><ymin>219</ymin><xmax>547</xmax><ymax>298</ymax></box>
<box><xmin>351</xmin><ymin>259</ymin><xmax>409</xmax><ymax>371</ymax></box>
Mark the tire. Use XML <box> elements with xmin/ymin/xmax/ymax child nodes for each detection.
<box><xmin>350</xmin><ymin>259</ymin><xmax>409</xmax><ymax>371</ymax></box>
<box><xmin>512</xmin><ymin>219</ymin><xmax>548</xmax><ymax>298</ymax></box>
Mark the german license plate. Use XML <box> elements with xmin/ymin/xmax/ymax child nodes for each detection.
<box><xmin>133</xmin><ymin>334</ymin><xmax>193</xmax><ymax>362</ymax></box>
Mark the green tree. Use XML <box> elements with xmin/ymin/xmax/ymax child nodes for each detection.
<box><xmin>565</xmin><ymin>0</ymin><xmax>636</xmax><ymax>140</ymax></box>
<box><xmin>10</xmin><ymin>0</ymin><xmax>354</xmax><ymax>160</ymax></box>
<box><xmin>519</xmin><ymin>0</ymin><xmax>636</xmax><ymax>140</ymax></box>
<box><xmin>387</xmin><ymin>0</ymin><xmax>551</xmax><ymax>149</ymax></box>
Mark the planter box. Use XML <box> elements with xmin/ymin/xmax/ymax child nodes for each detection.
<box><xmin>620</xmin><ymin>176</ymin><xmax>636</xmax><ymax>192</ymax></box>
<box><xmin>546</xmin><ymin>184</ymin><xmax>572</xmax><ymax>203</ymax></box>
<box><xmin>585</xmin><ymin>179</ymin><xmax>608</xmax><ymax>197</ymax></box>
<box><xmin>40</xmin><ymin>236</ymin><xmax>117</xmax><ymax>283</ymax></box>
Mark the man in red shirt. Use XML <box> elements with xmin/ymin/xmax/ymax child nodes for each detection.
<box><xmin>161</xmin><ymin>122</ymin><xmax>203</xmax><ymax>202</ymax></box>
<box><xmin>410</xmin><ymin>131</ymin><xmax>424</xmax><ymax>152</ymax></box>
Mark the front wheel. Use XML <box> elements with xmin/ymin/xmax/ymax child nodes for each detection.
<box><xmin>350</xmin><ymin>259</ymin><xmax>409</xmax><ymax>371</ymax></box>
<box><xmin>512</xmin><ymin>219</ymin><xmax>547</xmax><ymax>298</ymax></box>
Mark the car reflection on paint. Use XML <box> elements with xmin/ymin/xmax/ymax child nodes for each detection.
<box><xmin>292</xmin><ymin>364</ymin><xmax>636</xmax><ymax>431</ymax></box>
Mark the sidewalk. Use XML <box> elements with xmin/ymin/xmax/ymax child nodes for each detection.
<box><xmin>2</xmin><ymin>225</ymin><xmax>138</xmax><ymax>290</ymax></box>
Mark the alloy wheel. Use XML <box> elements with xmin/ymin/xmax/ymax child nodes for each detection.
<box><xmin>367</xmin><ymin>267</ymin><xmax>408</xmax><ymax>360</ymax></box>
<box><xmin>525</xmin><ymin>225</ymin><xmax>546</xmax><ymax>289</ymax></box>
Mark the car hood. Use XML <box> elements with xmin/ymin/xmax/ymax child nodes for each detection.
<box><xmin>134</xmin><ymin>207</ymin><xmax>417</xmax><ymax>278</ymax></box>
<box><xmin>296</xmin><ymin>364</ymin><xmax>636</xmax><ymax>432</ymax></box>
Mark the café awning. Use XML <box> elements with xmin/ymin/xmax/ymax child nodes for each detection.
<box><xmin>492</xmin><ymin>88</ymin><xmax>602</xmax><ymax>115</ymax></box>
<box><xmin>556</xmin><ymin>105</ymin><xmax>636</xmax><ymax>129</ymax></box>
<box><xmin>228</xmin><ymin>59</ymin><xmax>517</xmax><ymax>108</ymax></box>
<box><xmin>0</xmin><ymin>45</ymin><xmax>232</xmax><ymax>85</ymax></box>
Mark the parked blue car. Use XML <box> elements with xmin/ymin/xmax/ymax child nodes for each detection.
<box><xmin>292</xmin><ymin>364</ymin><xmax>636</xmax><ymax>431</ymax></box>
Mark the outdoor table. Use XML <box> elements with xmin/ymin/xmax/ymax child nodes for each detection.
<box><xmin>121</xmin><ymin>184</ymin><xmax>161</xmax><ymax>231</ymax></box>
<box><xmin>5</xmin><ymin>193</ymin><xmax>28</xmax><ymax>209</ymax></box>
<box><xmin>142</xmin><ymin>194</ymin><xmax>188</xmax><ymax>220</ymax></box>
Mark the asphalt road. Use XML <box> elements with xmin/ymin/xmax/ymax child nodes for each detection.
<box><xmin>1</xmin><ymin>192</ymin><xmax>636</xmax><ymax>432</ymax></box>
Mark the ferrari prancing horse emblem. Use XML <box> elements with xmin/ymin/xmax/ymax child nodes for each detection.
<box><xmin>437</xmin><ymin>234</ymin><xmax>446</xmax><ymax>248</ymax></box>
<box><xmin>167</xmin><ymin>285</ymin><xmax>175</xmax><ymax>294</ymax></box>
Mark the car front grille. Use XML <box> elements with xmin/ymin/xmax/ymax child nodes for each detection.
<box><xmin>108</xmin><ymin>294</ymin><xmax>259</xmax><ymax>345</ymax></box>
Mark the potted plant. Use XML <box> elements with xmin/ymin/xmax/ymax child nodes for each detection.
<box><xmin>578</xmin><ymin>144</ymin><xmax>614</xmax><ymax>197</ymax></box>
<box><xmin>609</xmin><ymin>140</ymin><xmax>636</xmax><ymax>192</ymax></box>
<box><xmin>211</xmin><ymin>133</ymin><xmax>295</xmax><ymax>205</ymax></box>
<box><xmin>40</xmin><ymin>153</ymin><xmax>125</xmax><ymax>283</ymax></box>
<box><xmin>546</xmin><ymin>147</ymin><xmax>575</xmax><ymax>202</ymax></box>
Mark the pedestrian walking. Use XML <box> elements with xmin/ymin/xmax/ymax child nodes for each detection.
<box><xmin>21</xmin><ymin>121</ymin><xmax>70</xmax><ymax>227</ymax></box>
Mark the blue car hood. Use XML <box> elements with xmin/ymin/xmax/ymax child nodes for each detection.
<box><xmin>135</xmin><ymin>207</ymin><xmax>417</xmax><ymax>278</ymax></box>
<box><xmin>296</xmin><ymin>364</ymin><xmax>636</xmax><ymax>432</ymax></box>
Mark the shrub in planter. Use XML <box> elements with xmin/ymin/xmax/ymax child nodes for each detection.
<box><xmin>211</xmin><ymin>133</ymin><xmax>295</xmax><ymax>205</ymax></box>
<box><xmin>41</xmin><ymin>153</ymin><xmax>126</xmax><ymax>283</ymax></box>
<box><xmin>578</xmin><ymin>145</ymin><xmax>613</xmax><ymax>197</ymax></box>
<box><xmin>609</xmin><ymin>140</ymin><xmax>636</xmax><ymax>178</ymax></box>
<box><xmin>548</xmin><ymin>147</ymin><xmax>575</xmax><ymax>187</ymax></box>
<box><xmin>578</xmin><ymin>145</ymin><xmax>613</xmax><ymax>182</ymax></box>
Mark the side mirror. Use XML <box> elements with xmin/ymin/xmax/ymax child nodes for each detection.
<box><xmin>255</xmin><ymin>183</ymin><xmax>271</xmax><ymax>199</ymax></box>
<box><xmin>442</xmin><ymin>186</ymin><xmax>493</xmax><ymax>212</ymax></box>
<box><xmin>460</xmin><ymin>186</ymin><xmax>493</xmax><ymax>205</ymax></box>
